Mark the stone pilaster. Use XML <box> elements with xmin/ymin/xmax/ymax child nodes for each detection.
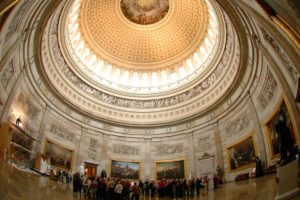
<box><xmin>143</xmin><ymin>138</ymin><xmax>151</xmax><ymax>181</ymax></box>
<box><xmin>214</xmin><ymin>123</ymin><xmax>224</xmax><ymax>171</ymax></box>
<box><xmin>186</xmin><ymin>132</ymin><xmax>196</xmax><ymax>178</ymax></box>
<box><xmin>247</xmin><ymin>95</ymin><xmax>268</xmax><ymax>167</ymax></box>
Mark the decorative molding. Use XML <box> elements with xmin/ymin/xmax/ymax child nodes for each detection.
<box><xmin>156</xmin><ymin>144</ymin><xmax>184</xmax><ymax>156</ymax></box>
<box><xmin>198</xmin><ymin>136</ymin><xmax>211</xmax><ymax>152</ymax></box>
<box><xmin>50</xmin><ymin>124</ymin><xmax>74</xmax><ymax>142</ymax></box>
<box><xmin>225</xmin><ymin>114</ymin><xmax>250</xmax><ymax>137</ymax></box>
<box><xmin>16</xmin><ymin>93</ymin><xmax>39</xmax><ymax>120</ymax></box>
<box><xmin>0</xmin><ymin>60</ymin><xmax>14</xmax><ymax>89</ymax></box>
<box><xmin>88</xmin><ymin>138</ymin><xmax>98</xmax><ymax>160</ymax></box>
<box><xmin>260</xmin><ymin>27</ymin><xmax>298</xmax><ymax>82</ymax></box>
<box><xmin>113</xmin><ymin>144</ymin><xmax>140</xmax><ymax>156</ymax></box>
<box><xmin>82</xmin><ymin>116</ymin><xmax>91</xmax><ymax>124</ymax></box>
<box><xmin>258</xmin><ymin>70</ymin><xmax>277</xmax><ymax>110</ymax></box>
<box><xmin>22</xmin><ymin>120</ymin><xmax>39</xmax><ymax>138</ymax></box>
<box><xmin>5</xmin><ymin>0</ymin><xmax>31</xmax><ymax>42</ymax></box>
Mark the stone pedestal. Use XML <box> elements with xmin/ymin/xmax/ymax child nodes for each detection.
<box><xmin>275</xmin><ymin>158</ymin><xmax>300</xmax><ymax>200</ymax></box>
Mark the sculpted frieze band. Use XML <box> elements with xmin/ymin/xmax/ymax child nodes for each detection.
<box><xmin>225</xmin><ymin>114</ymin><xmax>250</xmax><ymax>137</ymax></box>
<box><xmin>0</xmin><ymin>60</ymin><xmax>14</xmax><ymax>89</ymax></box>
<box><xmin>258</xmin><ymin>70</ymin><xmax>277</xmax><ymax>110</ymax></box>
<box><xmin>16</xmin><ymin>93</ymin><xmax>39</xmax><ymax>120</ymax></box>
<box><xmin>5</xmin><ymin>1</ymin><xmax>31</xmax><ymax>42</ymax></box>
<box><xmin>88</xmin><ymin>138</ymin><xmax>98</xmax><ymax>160</ymax></box>
<box><xmin>156</xmin><ymin>144</ymin><xmax>184</xmax><ymax>156</ymax></box>
<box><xmin>113</xmin><ymin>144</ymin><xmax>140</xmax><ymax>156</ymax></box>
<box><xmin>50</xmin><ymin>124</ymin><xmax>75</xmax><ymax>142</ymax></box>
<box><xmin>198</xmin><ymin>136</ymin><xmax>211</xmax><ymax>152</ymax></box>
<box><xmin>260</xmin><ymin>27</ymin><xmax>298</xmax><ymax>82</ymax></box>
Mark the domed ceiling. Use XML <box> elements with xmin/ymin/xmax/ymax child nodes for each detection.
<box><xmin>41</xmin><ymin>0</ymin><xmax>242</xmax><ymax>126</ymax></box>
<box><xmin>64</xmin><ymin>0</ymin><xmax>221</xmax><ymax>95</ymax></box>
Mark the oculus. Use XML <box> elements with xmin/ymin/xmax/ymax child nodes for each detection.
<box><xmin>120</xmin><ymin>0</ymin><xmax>170</xmax><ymax>25</ymax></box>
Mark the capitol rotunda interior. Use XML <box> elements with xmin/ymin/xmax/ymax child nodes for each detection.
<box><xmin>0</xmin><ymin>0</ymin><xmax>299</xmax><ymax>199</ymax></box>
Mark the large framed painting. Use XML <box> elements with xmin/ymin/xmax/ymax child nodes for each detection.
<box><xmin>44</xmin><ymin>141</ymin><xmax>73</xmax><ymax>170</ymax></box>
<box><xmin>264</xmin><ymin>97</ymin><xmax>298</xmax><ymax>159</ymax></box>
<box><xmin>227</xmin><ymin>134</ymin><xmax>257</xmax><ymax>172</ymax></box>
<box><xmin>111</xmin><ymin>160</ymin><xmax>141</xmax><ymax>180</ymax></box>
<box><xmin>155</xmin><ymin>159</ymin><xmax>185</xmax><ymax>180</ymax></box>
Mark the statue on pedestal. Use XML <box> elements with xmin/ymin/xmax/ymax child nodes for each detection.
<box><xmin>100</xmin><ymin>169</ymin><xmax>107</xmax><ymax>178</ymax></box>
<box><xmin>255</xmin><ymin>156</ymin><xmax>264</xmax><ymax>177</ymax></box>
<box><xmin>275</xmin><ymin>109</ymin><xmax>296</xmax><ymax>165</ymax></box>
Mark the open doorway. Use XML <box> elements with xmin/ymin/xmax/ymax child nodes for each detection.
<box><xmin>84</xmin><ymin>162</ymin><xmax>98</xmax><ymax>177</ymax></box>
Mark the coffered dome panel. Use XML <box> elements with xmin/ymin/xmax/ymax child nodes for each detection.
<box><xmin>78</xmin><ymin>0</ymin><xmax>209</xmax><ymax>68</ymax></box>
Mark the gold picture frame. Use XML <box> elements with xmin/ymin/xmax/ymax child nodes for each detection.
<box><xmin>226</xmin><ymin>133</ymin><xmax>258</xmax><ymax>173</ymax></box>
<box><xmin>263</xmin><ymin>96</ymin><xmax>298</xmax><ymax>160</ymax></box>
<box><xmin>154</xmin><ymin>158</ymin><xmax>187</xmax><ymax>180</ymax></box>
<box><xmin>43</xmin><ymin>138</ymin><xmax>74</xmax><ymax>171</ymax></box>
<box><xmin>110</xmin><ymin>159</ymin><xmax>142</xmax><ymax>180</ymax></box>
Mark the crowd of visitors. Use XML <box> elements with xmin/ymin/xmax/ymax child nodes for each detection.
<box><xmin>71</xmin><ymin>174</ymin><xmax>220</xmax><ymax>200</ymax></box>
<box><xmin>49</xmin><ymin>168</ymin><xmax>72</xmax><ymax>183</ymax></box>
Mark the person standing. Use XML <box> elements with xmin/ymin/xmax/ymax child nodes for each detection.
<box><xmin>78</xmin><ymin>175</ymin><xmax>83</xmax><ymax>199</ymax></box>
<box><xmin>190</xmin><ymin>179</ymin><xmax>195</xmax><ymax>197</ymax></box>
<box><xmin>132</xmin><ymin>182</ymin><xmax>140</xmax><ymax>200</ymax></box>
<box><xmin>115</xmin><ymin>181</ymin><xmax>123</xmax><ymax>200</ymax></box>
<box><xmin>195</xmin><ymin>178</ymin><xmax>201</xmax><ymax>196</ymax></box>
<box><xmin>255</xmin><ymin>156</ymin><xmax>264</xmax><ymax>177</ymax></box>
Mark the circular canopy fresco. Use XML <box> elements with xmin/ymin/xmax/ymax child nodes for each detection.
<box><xmin>120</xmin><ymin>0</ymin><xmax>170</xmax><ymax>25</ymax></box>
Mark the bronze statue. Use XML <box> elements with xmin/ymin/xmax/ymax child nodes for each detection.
<box><xmin>100</xmin><ymin>169</ymin><xmax>107</xmax><ymax>178</ymax></box>
<box><xmin>275</xmin><ymin>109</ymin><xmax>296</xmax><ymax>165</ymax></box>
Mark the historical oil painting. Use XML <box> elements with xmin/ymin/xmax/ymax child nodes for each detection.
<box><xmin>227</xmin><ymin>136</ymin><xmax>256</xmax><ymax>172</ymax></box>
<box><xmin>155</xmin><ymin>159</ymin><xmax>185</xmax><ymax>180</ymax></box>
<box><xmin>265</xmin><ymin>99</ymin><xmax>297</xmax><ymax>158</ymax></box>
<box><xmin>44</xmin><ymin>141</ymin><xmax>73</xmax><ymax>170</ymax></box>
<box><xmin>111</xmin><ymin>160</ymin><xmax>140</xmax><ymax>180</ymax></box>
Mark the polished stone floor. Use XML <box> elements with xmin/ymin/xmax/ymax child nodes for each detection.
<box><xmin>0</xmin><ymin>161</ymin><xmax>297</xmax><ymax>200</ymax></box>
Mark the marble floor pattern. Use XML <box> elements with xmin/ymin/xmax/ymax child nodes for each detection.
<box><xmin>0</xmin><ymin>161</ymin><xmax>297</xmax><ymax>200</ymax></box>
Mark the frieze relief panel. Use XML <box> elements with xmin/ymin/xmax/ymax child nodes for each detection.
<box><xmin>260</xmin><ymin>27</ymin><xmax>298</xmax><ymax>82</ymax></box>
<box><xmin>198</xmin><ymin>136</ymin><xmax>211</xmax><ymax>152</ymax></box>
<box><xmin>50</xmin><ymin>124</ymin><xmax>75</xmax><ymax>142</ymax></box>
<box><xmin>0</xmin><ymin>60</ymin><xmax>14</xmax><ymax>89</ymax></box>
<box><xmin>88</xmin><ymin>138</ymin><xmax>98</xmax><ymax>160</ymax></box>
<box><xmin>5</xmin><ymin>0</ymin><xmax>31</xmax><ymax>42</ymax></box>
<box><xmin>258</xmin><ymin>70</ymin><xmax>277</xmax><ymax>110</ymax></box>
<box><xmin>113</xmin><ymin>144</ymin><xmax>140</xmax><ymax>156</ymax></box>
<box><xmin>225</xmin><ymin>114</ymin><xmax>250</xmax><ymax>137</ymax></box>
<box><xmin>16</xmin><ymin>93</ymin><xmax>39</xmax><ymax>120</ymax></box>
<box><xmin>22</xmin><ymin>120</ymin><xmax>39</xmax><ymax>138</ymax></box>
<box><xmin>155</xmin><ymin>144</ymin><xmax>184</xmax><ymax>156</ymax></box>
